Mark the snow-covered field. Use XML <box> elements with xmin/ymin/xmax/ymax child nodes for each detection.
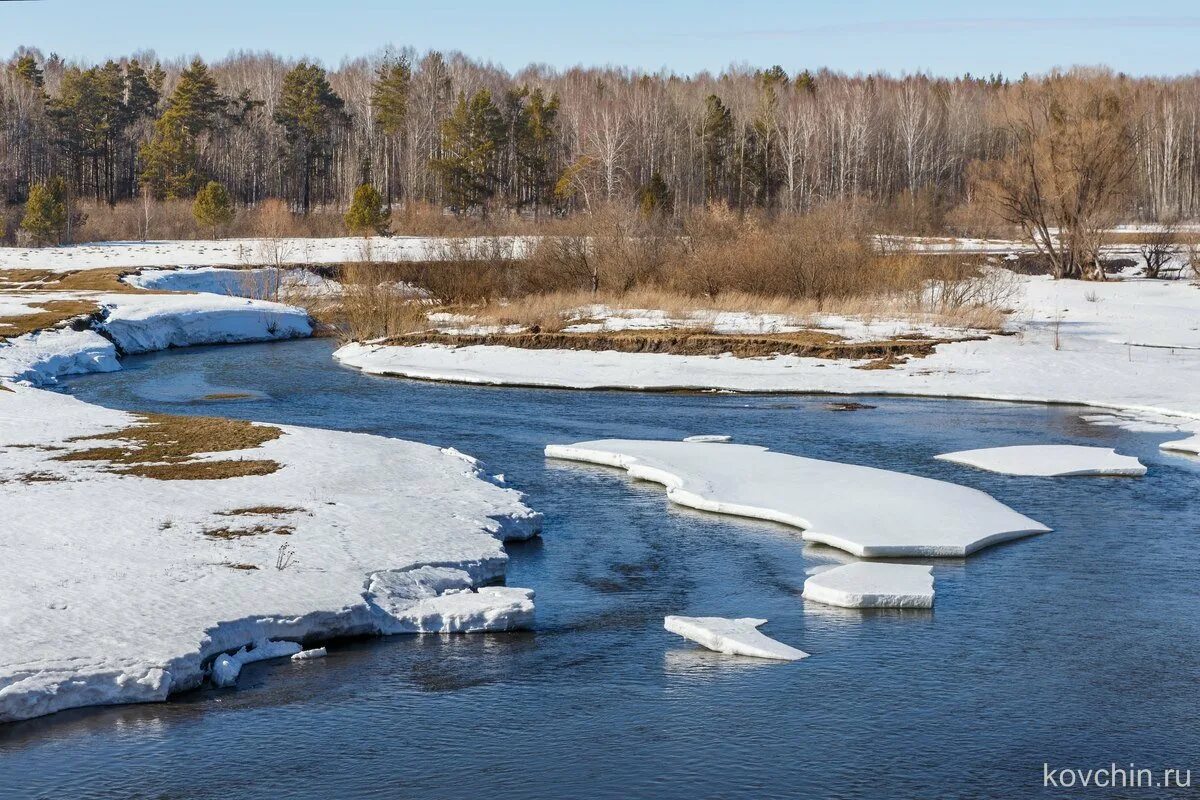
<box><xmin>0</xmin><ymin>235</ymin><xmax>536</xmax><ymax>271</ymax></box>
<box><xmin>0</xmin><ymin>261</ymin><xmax>541</xmax><ymax>723</ymax></box>
<box><xmin>337</xmin><ymin>274</ymin><xmax>1200</xmax><ymax>455</ymax></box>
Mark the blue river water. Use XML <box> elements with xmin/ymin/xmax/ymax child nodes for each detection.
<box><xmin>2</xmin><ymin>337</ymin><xmax>1198</xmax><ymax>799</ymax></box>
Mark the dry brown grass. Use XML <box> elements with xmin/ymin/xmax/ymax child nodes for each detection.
<box><xmin>204</xmin><ymin>524</ymin><xmax>294</xmax><ymax>540</ymax></box>
<box><xmin>0</xmin><ymin>267</ymin><xmax>152</xmax><ymax>294</ymax></box>
<box><xmin>387</xmin><ymin>327</ymin><xmax>981</xmax><ymax>365</ymax></box>
<box><xmin>224</xmin><ymin>562</ymin><xmax>261</xmax><ymax>571</ymax></box>
<box><xmin>218</xmin><ymin>505</ymin><xmax>303</xmax><ymax>516</ymax></box>
<box><xmin>0</xmin><ymin>299</ymin><xmax>101</xmax><ymax>340</ymax></box>
<box><xmin>55</xmin><ymin>413</ymin><xmax>282</xmax><ymax>480</ymax></box>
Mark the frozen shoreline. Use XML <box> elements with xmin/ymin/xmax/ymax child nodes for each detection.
<box><xmin>0</xmin><ymin>289</ymin><xmax>540</xmax><ymax>724</ymax></box>
<box><xmin>335</xmin><ymin>274</ymin><xmax>1200</xmax><ymax>455</ymax></box>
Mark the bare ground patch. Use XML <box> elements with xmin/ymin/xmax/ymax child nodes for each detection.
<box><xmin>204</xmin><ymin>524</ymin><xmax>294</xmax><ymax>540</ymax></box>
<box><xmin>55</xmin><ymin>413</ymin><xmax>283</xmax><ymax>480</ymax></box>
<box><xmin>383</xmin><ymin>328</ymin><xmax>982</xmax><ymax>366</ymax></box>
<box><xmin>0</xmin><ymin>299</ymin><xmax>101</xmax><ymax>340</ymax></box>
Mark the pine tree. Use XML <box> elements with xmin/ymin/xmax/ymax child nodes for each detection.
<box><xmin>192</xmin><ymin>180</ymin><xmax>234</xmax><ymax>237</ymax></box>
<box><xmin>344</xmin><ymin>183</ymin><xmax>388</xmax><ymax>235</ymax></box>
<box><xmin>21</xmin><ymin>179</ymin><xmax>68</xmax><ymax>245</ymax></box>
<box><xmin>371</xmin><ymin>55</ymin><xmax>411</xmax><ymax>209</ymax></box>
<box><xmin>698</xmin><ymin>94</ymin><xmax>733</xmax><ymax>204</ymax></box>
<box><xmin>140</xmin><ymin>59</ymin><xmax>224</xmax><ymax>199</ymax></box>
<box><xmin>636</xmin><ymin>171</ymin><xmax>673</xmax><ymax>219</ymax></box>
<box><xmin>274</xmin><ymin>63</ymin><xmax>347</xmax><ymax>215</ymax></box>
<box><xmin>433</xmin><ymin>90</ymin><xmax>506</xmax><ymax>215</ymax></box>
<box><xmin>12</xmin><ymin>54</ymin><xmax>43</xmax><ymax>88</ymax></box>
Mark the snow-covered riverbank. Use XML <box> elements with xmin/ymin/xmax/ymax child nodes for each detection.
<box><xmin>0</xmin><ymin>280</ymin><xmax>540</xmax><ymax>723</ymax></box>
<box><xmin>335</xmin><ymin>274</ymin><xmax>1200</xmax><ymax>455</ymax></box>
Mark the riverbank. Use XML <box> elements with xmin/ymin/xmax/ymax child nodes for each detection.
<box><xmin>335</xmin><ymin>273</ymin><xmax>1200</xmax><ymax>455</ymax></box>
<box><xmin>0</xmin><ymin>271</ymin><xmax>540</xmax><ymax>723</ymax></box>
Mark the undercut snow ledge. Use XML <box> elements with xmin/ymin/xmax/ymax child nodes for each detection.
<box><xmin>664</xmin><ymin>616</ymin><xmax>808</xmax><ymax>661</ymax></box>
<box><xmin>935</xmin><ymin>444</ymin><xmax>1146</xmax><ymax>477</ymax></box>
<box><xmin>546</xmin><ymin>439</ymin><xmax>1049</xmax><ymax>557</ymax></box>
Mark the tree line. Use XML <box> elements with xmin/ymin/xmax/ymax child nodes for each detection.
<box><xmin>3</xmin><ymin>46</ymin><xmax>1199</xmax><ymax>228</ymax></box>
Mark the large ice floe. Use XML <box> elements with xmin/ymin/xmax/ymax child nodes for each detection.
<box><xmin>664</xmin><ymin>616</ymin><xmax>808</xmax><ymax>661</ymax></box>
<box><xmin>935</xmin><ymin>444</ymin><xmax>1146</xmax><ymax>477</ymax></box>
<box><xmin>803</xmin><ymin>563</ymin><xmax>935</xmax><ymax>609</ymax></box>
<box><xmin>0</xmin><ymin>282</ymin><xmax>540</xmax><ymax>723</ymax></box>
<box><xmin>545</xmin><ymin>439</ymin><xmax>1049</xmax><ymax>557</ymax></box>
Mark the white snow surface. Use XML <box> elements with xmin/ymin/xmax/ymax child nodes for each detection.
<box><xmin>126</xmin><ymin>266</ymin><xmax>343</xmax><ymax>298</ymax></box>
<box><xmin>545</xmin><ymin>439</ymin><xmax>1049</xmax><ymax>557</ymax></box>
<box><xmin>663</xmin><ymin>616</ymin><xmax>808</xmax><ymax>661</ymax></box>
<box><xmin>803</xmin><ymin>563</ymin><xmax>935</xmax><ymax>609</ymax></box>
<box><xmin>336</xmin><ymin>275</ymin><xmax>1200</xmax><ymax>454</ymax></box>
<box><xmin>935</xmin><ymin>444</ymin><xmax>1146</xmax><ymax>477</ymax></box>
<box><xmin>0</xmin><ymin>280</ymin><xmax>540</xmax><ymax>723</ymax></box>
<box><xmin>0</xmin><ymin>236</ymin><xmax>536</xmax><ymax>271</ymax></box>
<box><xmin>0</xmin><ymin>385</ymin><xmax>541</xmax><ymax>722</ymax></box>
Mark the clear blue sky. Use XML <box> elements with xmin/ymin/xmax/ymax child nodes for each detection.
<box><xmin>3</xmin><ymin>0</ymin><xmax>1200</xmax><ymax>77</ymax></box>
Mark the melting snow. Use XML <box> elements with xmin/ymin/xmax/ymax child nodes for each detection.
<box><xmin>664</xmin><ymin>616</ymin><xmax>808</xmax><ymax>661</ymax></box>
<box><xmin>935</xmin><ymin>445</ymin><xmax>1146</xmax><ymax>477</ymax></box>
<box><xmin>546</xmin><ymin>439</ymin><xmax>1048</xmax><ymax>557</ymax></box>
<box><xmin>803</xmin><ymin>563</ymin><xmax>935</xmax><ymax>609</ymax></box>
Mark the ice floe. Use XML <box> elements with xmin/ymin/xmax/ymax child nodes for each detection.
<box><xmin>211</xmin><ymin>640</ymin><xmax>303</xmax><ymax>687</ymax></box>
<box><xmin>803</xmin><ymin>563</ymin><xmax>935</xmax><ymax>609</ymax></box>
<box><xmin>682</xmin><ymin>434</ymin><xmax>732</xmax><ymax>443</ymax></box>
<box><xmin>935</xmin><ymin>444</ymin><xmax>1147</xmax><ymax>477</ymax></box>
<box><xmin>664</xmin><ymin>616</ymin><xmax>808</xmax><ymax>661</ymax></box>
<box><xmin>546</xmin><ymin>439</ymin><xmax>1049</xmax><ymax>557</ymax></box>
<box><xmin>1161</xmin><ymin>435</ymin><xmax>1200</xmax><ymax>456</ymax></box>
<box><xmin>292</xmin><ymin>647</ymin><xmax>327</xmax><ymax>661</ymax></box>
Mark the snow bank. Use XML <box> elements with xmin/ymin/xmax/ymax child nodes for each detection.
<box><xmin>935</xmin><ymin>445</ymin><xmax>1146</xmax><ymax>477</ymax></box>
<box><xmin>545</xmin><ymin>439</ymin><xmax>1048</xmax><ymax>557</ymax></box>
<box><xmin>0</xmin><ymin>385</ymin><xmax>541</xmax><ymax>723</ymax></box>
<box><xmin>803</xmin><ymin>563</ymin><xmax>935</xmax><ymax>609</ymax></box>
<box><xmin>126</xmin><ymin>266</ymin><xmax>341</xmax><ymax>297</ymax></box>
<box><xmin>95</xmin><ymin>293</ymin><xmax>312</xmax><ymax>354</ymax></box>
<box><xmin>663</xmin><ymin>616</ymin><xmax>807</xmax><ymax>661</ymax></box>
<box><xmin>0</xmin><ymin>236</ymin><xmax>537</xmax><ymax>271</ymax></box>
<box><xmin>336</xmin><ymin>275</ymin><xmax>1200</xmax><ymax>455</ymax></box>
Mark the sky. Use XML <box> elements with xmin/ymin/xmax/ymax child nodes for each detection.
<box><xmin>2</xmin><ymin>0</ymin><xmax>1200</xmax><ymax>77</ymax></box>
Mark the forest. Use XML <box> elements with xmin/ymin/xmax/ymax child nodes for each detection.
<box><xmin>2</xmin><ymin>45</ymin><xmax>1199</xmax><ymax>246</ymax></box>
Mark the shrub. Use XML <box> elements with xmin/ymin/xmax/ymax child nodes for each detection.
<box><xmin>344</xmin><ymin>184</ymin><xmax>388</xmax><ymax>235</ymax></box>
<box><xmin>193</xmin><ymin>181</ymin><xmax>235</xmax><ymax>238</ymax></box>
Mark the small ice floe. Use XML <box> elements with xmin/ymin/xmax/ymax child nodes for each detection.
<box><xmin>366</xmin><ymin>566</ymin><xmax>535</xmax><ymax>633</ymax></box>
<box><xmin>1161</xmin><ymin>434</ymin><xmax>1200</xmax><ymax>456</ymax></box>
<box><xmin>664</xmin><ymin>616</ymin><xmax>808</xmax><ymax>661</ymax></box>
<box><xmin>935</xmin><ymin>445</ymin><xmax>1146</xmax><ymax>477</ymax></box>
<box><xmin>291</xmin><ymin>647</ymin><xmax>327</xmax><ymax>661</ymax></box>
<box><xmin>803</xmin><ymin>562</ymin><xmax>934</xmax><ymax>609</ymax></box>
<box><xmin>211</xmin><ymin>639</ymin><xmax>302</xmax><ymax>687</ymax></box>
<box><xmin>682</xmin><ymin>434</ymin><xmax>732</xmax><ymax>443</ymax></box>
<box><xmin>546</xmin><ymin>439</ymin><xmax>1049</xmax><ymax>557</ymax></box>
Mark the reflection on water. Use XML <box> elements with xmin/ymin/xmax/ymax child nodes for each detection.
<box><xmin>2</xmin><ymin>338</ymin><xmax>1198</xmax><ymax>799</ymax></box>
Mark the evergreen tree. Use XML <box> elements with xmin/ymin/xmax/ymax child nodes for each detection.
<box><xmin>698</xmin><ymin>94</ymin><xmax>733</xmax><ymax>204</ymax></box>
<box><xmin>192</xmin><ymin>180</ymin><xmax>234</xmax><ymax>237</ymax></box>
<box><xmin>370</xmin><ymin>55</ymin><xmax>411</xmax><ymax>209</ymax></box>
<box><xmin>274</xmin><ymin>63</ymin><xmax>347</xmax><ymax>214</ymax></box>
<box><xmin>21</xmin><ymin>179</ymin><xmax>68</xmax><ymax>245</ymax></box>
<box><xmin>433</xmin><ymin>89</ymin><xmax>506</xmax><ymax>215</ymax></box>
<box><xmin>344</xmin><ymin>183</ymin><xmax>388</xmax><ymax>235</ymax></box>
<box><xmin>12</xmin><ymin>54</ymin><xmax>43</xmax><ymax>88</ymax></box>
<box><xmin>636</xmin><ymin>171</ymin><xmax>673</xmax><ymax>219</ymax></box>
<box><xmin>515</xmin><ymin>87</ymin><xmax>560</xmax><ymax>216</ymax></box>
<box><xmin>140</xmin><ymin>59</ymin><xmax>224</xmax><ymax>199</ymax></box>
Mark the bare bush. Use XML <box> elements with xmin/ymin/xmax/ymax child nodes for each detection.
<box><xmin>1138</xmin><ymin>222</ymin><xmax>1182</xmax><ymax>279</ymax></box>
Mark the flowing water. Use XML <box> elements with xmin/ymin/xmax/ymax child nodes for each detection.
<box><xmin>3</xmin><ymin>338</ymin><xmax>1198</xmax><ymax>799</ymax></box>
